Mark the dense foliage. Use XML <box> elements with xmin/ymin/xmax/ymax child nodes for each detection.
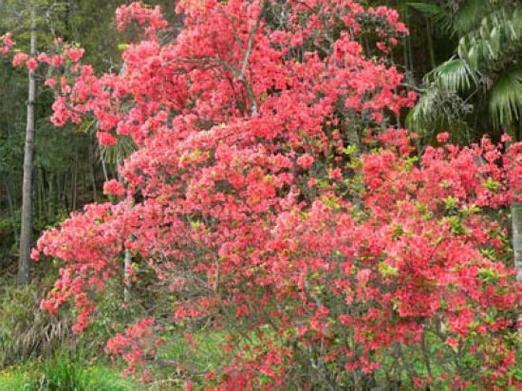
<box><xmin>0</xmin><ymin>0</ymin><xmax>521</xmax><ymax>389</ymax></box>
<box><xmin>409</xmin><ymin>0</ymin><xmax>522</xmax><ymax>141</ymax></box>
<box><xmin>3</xmin><ymin>0</ymin><xmax>514</xmax><ymax>389</ymax></box>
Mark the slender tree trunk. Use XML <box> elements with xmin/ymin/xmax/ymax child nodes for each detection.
<box><xmin>89</xmin><ymin>142</ymin><xmax>97</xmax><ymax>202</ymax></box>
<box><xmin>48</xmin><ymin>173</ymin><xmax>54</xmax><ymax>221</ymax></box>
<box><xmin>18</xmin><ymin>8</ymin><xmax>37</xmax><ymax>285</ymax></box>
<box><xmin>56</xmin><ymin>172</ymin><xmax>62</xmax><ymax>212</ymax></box>
<box><xmin>407</xmin><ymin>33</ymin><xmax>414</xmax><ymax>74</ymax></box>
<box><xmin>402</xmin><ymin>36</ymin><xmax>409</xmax><ymax>72</ymax></box>
<box><xmin>71</xmin><ymin>154</ymin><xmax>78</xmax><ymax>210</ymax></box>
<box><xmin>123</xmin><ymin>248</ymin><xmax>132</xmax><ymax>302</ymax></box>
<box><xmin>116</xmin><ymin>157</ymin><xmax>132</xmax><ymax>302</ymax></box>
<box><xmin>37</xmin><ymin>169</ymin><xmax>43</xmax><ymax>219</ymax></box>
<box><xmin>40</xmin><ymin>167</ymin><xmax>46</xmax><ymax>219</ymax></box>
<box><xmin>62</xmin><ymin>171</ymin><xmax>69</xmax><ymax>211</ymax></box>
<box><xmin>101</xmin><ymin>153</ymin><xmax>109</xmax><ymax>182</ymax></box>
<box><xmin>425</xmin><ymin>17</ymin><xmax>436</xmax><ymax>70</ymax></box>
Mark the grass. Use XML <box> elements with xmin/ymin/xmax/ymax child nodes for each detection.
<box><xmin>0</xmin><ymin>329</ymin><xmax>227</xmax><ymax>391</ymax></box>
<box><xmin>0</xmin><ymin>357</ymin><xmax>139</xmax><ymax>391</ymax></box>
<box><xmin>158</xmin><ymin>328</ymin><xmax>227</xmax><ymax>371</ymax></box>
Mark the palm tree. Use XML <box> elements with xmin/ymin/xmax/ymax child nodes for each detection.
<box><xmin>407</xmin><ymin>0</ymin><xmax>522</xmax><ymax>142</ymax></box>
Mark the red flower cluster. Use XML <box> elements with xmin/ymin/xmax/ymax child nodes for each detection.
<box><xmin>0</xmin><ymin>33</ymin><xmax>14</xmax><ymax>55</ymax></box>
<box><xmin>103</xmin><ymin>179</ymin><xmax>126</xmax><ymax>197</ymax></box>
<box><xmin>106</xmin><ymin>318</ymin><xmax>157</xmax><ymax>378</ymax></box>
<box><xmin>12</xmin><ymin>52</ymin><xmax>29</xmax><ymax>68</ymax></box>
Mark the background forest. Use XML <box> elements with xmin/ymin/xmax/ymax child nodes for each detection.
<box><xmin>0</xmin><ymin>0</ymin><xmax>521</xmax><ymax>389</ymax></box>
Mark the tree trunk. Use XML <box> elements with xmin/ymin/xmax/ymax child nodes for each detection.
<box><xmin>425</xmin><ymin>17</ymin><xmax>436</xmax><ymax>70</ymax></box>
<box><xmin>47</xmin><ymin>173</ymin><xmax>55</xmax><ymax>221</ymax></box>
<box><xmin>89</xmin><ymin>140</ymin><xmax>97</xmax><ymax>202</ymax></box>
<box><xmin>512</xmin><ymin>203</ymin><xmax>522</xmax><ymax>329</ymax></box>
<box><xmin>71</xmin><ymin>154</ymin><xmax>78</xmax><ymax>210</ymax></box>
<box><xmin>37</xmin><ymin>168</ymin><xmax>44</xmax><ymax>220</ymax></box>
<box><xmin>62</xmin><ymin>171</ymin><xmax>69</xmax><ymax>211</ymax></box>
<box><xmin>101</xmin><ymin>152</ymin><xmax>109</xmax><ymax>182</ymax></box>
<box><xmin>123</xmin><ymin>249</ymin><xmax>131</xmax><ymax>302</ymax></box>
<box><xmin>18</xmin><ymin>8</ymin><xmax>37</xmax><ymax>285</ymax></box>
<box><xmin>116</xmin><ymin>156</ymin><xmax>132</xmax><ymax>303</ymax></box>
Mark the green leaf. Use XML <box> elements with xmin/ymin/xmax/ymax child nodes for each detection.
<box><xmin>408</xmin><ymin>2</ymin><xmax>442</xmax><ymax>16</ymax></box>
<box><xmin>428</xmin><ymin>58</ymin><xmax>477</xmax><ymax>91</ymax></box>
<box><xmin>378</xmin><ymin>262</ymin><xmax>399</xmax><ymax>278</ymax></box>
<box><xmin>483</xmin><ymin>177</ymin><xmax>501</xmax><ymax>192</ymax></box>
<box><xmin>443</xmin><ymin>196</ymin><xmax>458</xmax><ymax>211</ymax></box>
<box><xmin>408</xmin><ymin>2</ymin><xmax>452</xmax><ymax>32</ymax></box>
<box><xmin>478</xmin><ymin>267</ymin><xmax>499</xmax><ymax>282</ymax></box>
<box><xmin>488</xmin><ymin>66</ymin><xmax>522</xmax><ymax>128</ymax></box>
<box><xmin>452</xmin><ymin>0</ymin><xmax>490</xmax><ymax>35</ymax></box>
<box><xmin>100</xmin><ymin>135</ymin><xmax>137</xmax><ymax>164</ymax></box>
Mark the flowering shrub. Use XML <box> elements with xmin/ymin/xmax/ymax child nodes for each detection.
<box><xmin>20</xmin><ymin>0</ymin><xmax>521</xmax><ymax>388</ymax></box>
<box><xmin>105</xmin><ymin>318</ymin><xmax>157</xmax><ymax>381</ymax></box>
<box><xmin>0</xmin><ymin>33</ymin><xmax>14</xmax><ymax>55</ymax></box>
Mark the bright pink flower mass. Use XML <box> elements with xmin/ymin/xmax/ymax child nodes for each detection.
<box><xmin>28</xmin><ymin>0</ymin><xmax>521</xmax><ymax>389</ymax></box>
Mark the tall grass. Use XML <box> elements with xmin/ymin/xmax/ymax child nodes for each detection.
<box><xmin>0</xmin><ymin>353</ymin><xmax>138</xmax><ymax>391</ymax></box>
<box><xmin>0</xmin><ymin>284</ymin><xmax>71</xmax><ymax>368</ymax></box>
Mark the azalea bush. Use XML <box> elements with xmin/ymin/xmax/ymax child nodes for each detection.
<box><xmin>7</xmin><ymin>0</ymin><xmax>520</xmax><ymax>388</ymax></box>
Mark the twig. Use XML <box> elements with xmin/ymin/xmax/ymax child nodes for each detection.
<box><xmin>237</xmin><ymin>2</ymin><xmax>267</xmax><ymax>116</ymax></box>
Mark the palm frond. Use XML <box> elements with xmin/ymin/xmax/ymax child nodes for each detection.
<box><xmin>406</xmin><ymin>87</ymin><xmax>472</xmax><ymax>139</ymax></box>
<box><xmin>73</xmin><ymin>118</ymin><xmax>137</xmax><ymax>165</ymax></box>
<box><xmin>76</xmin><ymin>118</ymin><xmax>97</xmax><ymax>134</ymax></box>
<box><xmin>457</xmin><ymin>6</ymin><xmax>522</xmax><ymax>73</ymax></box>
<box><xmin>100</xmin><ymin>135</ymin><xmax>137</xmax><ymax>165</ymax></box>
<box><xmin>451</xmin><ymin>0</ymin><xmax>492</xmax><ymax>35</ymax></box>
<box><xmin>488</xmin><ymin>66</ymin><xmax>522</xmax><ymax>128</ymax></box>
<box><xmin>408</xmin><ymin>2</ymin><xmax>453</xmax><ymax>33</ymax></box>
<box><xmin>427</xmin><ymin>58</ymin><xmax>477</xmax><ymax>92</ymax></box>
<box><xmin>408</xmin><ymin>2</ymin><xmax>442</xmax><ymax>16</ymax></box>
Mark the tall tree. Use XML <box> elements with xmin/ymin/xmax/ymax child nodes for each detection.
<box><xmin>17</xmin><ymin>5</ymin><xmax>36</xmax><ymax>285</ymax></box>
